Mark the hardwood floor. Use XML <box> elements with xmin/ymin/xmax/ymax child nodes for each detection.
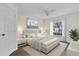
<box><xmin>10</xmin><ymin>48</ymin><xmax>30</xmax><ymax>56</ymax></box>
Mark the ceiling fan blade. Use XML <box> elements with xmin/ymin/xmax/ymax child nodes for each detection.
<box><xmin>39</xmin><ymin>8</ymin><xmax>54</xmax><ymax>16</ymax></box>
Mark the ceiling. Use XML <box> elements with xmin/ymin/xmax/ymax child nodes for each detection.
<box><xmin>15</xmin><ymin>3</ymin><xmax>79</xmax><ymax>19</ymax></box>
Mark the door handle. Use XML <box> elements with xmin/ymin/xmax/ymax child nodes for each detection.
<box><xmin>1</xmin><ymin>34</ymin><xmax>5</xmax><ymax>36</ymax></box>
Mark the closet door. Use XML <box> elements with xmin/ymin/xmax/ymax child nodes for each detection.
<box><xmin>0</xmin><ymin>4</ymin><xmax>17</xmax><ymax>56</ymax></box>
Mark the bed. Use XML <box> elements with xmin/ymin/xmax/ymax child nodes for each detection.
<box><xmin>26</xmin><ymin>37</ymin><xmax>60</xmax><ymax>54</ymax></box>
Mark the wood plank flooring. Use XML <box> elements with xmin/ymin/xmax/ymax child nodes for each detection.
<box><xmin>10</xmin><ymin>48</ymin><xmax>30</xmax><ymax>56</ymax></box>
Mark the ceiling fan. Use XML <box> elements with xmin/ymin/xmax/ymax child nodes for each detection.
<box><xmin>40</xmin><ymin>9</ymin><xmax>54</xmax><ymax>16</ymax></box>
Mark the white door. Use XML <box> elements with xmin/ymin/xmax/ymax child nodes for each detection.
<box><xmin>0</xmin><ymin>4</ymin><xmax>17</xmax><ymax>56</ymax></box>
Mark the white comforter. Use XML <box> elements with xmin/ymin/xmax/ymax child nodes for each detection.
<box><xmin>27</xmin><ymin>37</ymin><xmax>60</xmax><ymax>53</ymax></box>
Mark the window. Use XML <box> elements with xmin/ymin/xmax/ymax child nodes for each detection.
<box><xmin>50</xmin><ymin>21</ymin><xmax>62</xmax><ymax>36</ymax></box>
<box><xmin>53</xmin><ymin>22</ymin><xmax>62</xmax><ymax>35</ymax></box>
<box><xmin>27</xmin><ymin>19</ymin><xmax>38</xmax><ymax>29</ymax></box>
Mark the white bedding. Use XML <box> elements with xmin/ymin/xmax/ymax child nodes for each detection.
<box><xmin>27</xmin><ymin>37</ymin><xmax>60</xmax><ymax>53</ymax></box>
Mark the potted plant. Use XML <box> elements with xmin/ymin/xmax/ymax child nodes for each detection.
<box><xmin>69</xmin><ymin>29</ymin><xmax>78</xmax><ymax>41</ymax></box>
